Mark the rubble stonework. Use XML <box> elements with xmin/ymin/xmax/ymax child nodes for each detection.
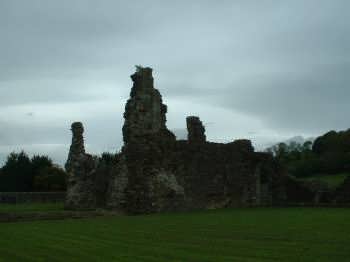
<box><xmin>65</xmin><ymin>122</ymin><xmax>97</xmax><ymax>209</ymax></box>
<box><xmin>186</xmin><ymin>116</ymin><xmax>206</xmax><ymax>144</ymax></box>
<box><xmin>121</xmin><ymin>66</ymin><xmax>183</xmax><ymax>213</ymax></box>
<box><xmin>65</xmin><ymin>122</ymin><xmax>85</xmax><ymax>172</ymax></box>
<box><xmin>65</xmin><ymin>66</ymin><xmax>287</xmax><ymax>213</ymax></box>
<box><xmin>122</xmin><ymin>67</ymin><xmax>171</xmax><ymax>145</ymax></box>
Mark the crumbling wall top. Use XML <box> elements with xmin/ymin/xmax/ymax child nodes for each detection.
<box><xmin>186</xmin><ymin>116</ymin><xmax>206</xmax><ymax>144</ymax></box>
<box><xmin>65</xmin><ymin>122</ymin><xmax>86</xmax><ymax>172</ymax></box>
<box><xmin>123</xmin><ymin>66</ymin><xmax>169</xmax><ymax>144</ymax></box>
<box><xmin>130</xmin><ymin>66</ymin><xmax>154</xmax><ymax>92</ymax></box>
<box><xmin>69</xmin><ymin>122</ymin><xmax>85</xmax><ymax>154</ymax></box>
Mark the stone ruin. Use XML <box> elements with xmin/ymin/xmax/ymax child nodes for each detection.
<box><xmin>186</xmin><ymin>116</ymin><xmax>206</xmax><ymax>144</ymax></box>
<box><xmin>65</xmin><ymin>66</ymin><xmax>287</xmax><ymax>214</ymax></box>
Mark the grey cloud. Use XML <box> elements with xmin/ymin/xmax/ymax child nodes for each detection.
<box><xmin>0</xmin><ymin>81</ymin><xmax>95</xmax><ymax>106</ymax></box>
<box><xmin>0</xmin><ymin>0</ymin><xmax>349</xmax><ymax>164</ymax></box>
<box><xmin>180</xmin><ymin>62</ymin><xmax>350</xmax><ymax>134</ymax></box>
<box><xmin>0</xmin><ymin>121</ymin><xmax>69</xmax><ymax>146</ymax></box>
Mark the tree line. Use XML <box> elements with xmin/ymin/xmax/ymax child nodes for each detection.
<box><xmin>267</xmin><ymin>129</ymin><xmax>350</xmax><ymax>178</ymax></box>
<box><xmin>1</xmin><ymin>128</ymin><xmax>349</xmax><ymax>192</ymax></box>
<box><xmin>0</xmin><ymin>151</ymin><xmax>67</xmax><ymax>192</ymax></box>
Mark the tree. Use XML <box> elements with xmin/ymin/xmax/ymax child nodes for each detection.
<box><xmin>268</xmin><ymin>128</ymin><xmax>350</xmax><ymax>178</ymax></box>
<box><xmin>302</xmin><ymin>141</ymin><xmax>313</xmax><ymax>151</ymax></box>
<box><xmin>1</xmin><ymin>151</ymin><xmax>32</xmax><ymax>191</ymax></box>
<box><xmin>31</xmin><ymin>155</ymin><xmax>53</xmax><ymax>172</ymax></box>
<box><xmin>0</xmin><ymin>151</ymin><xmax>67</xmax><ymax>192</ymax></box>
<box><xmin>33</xmin><ymin>166</ymin><xmax>67</xmax><ymax>191</ymax></box>
<box><xmin>100</xmin><ymin>152</ymin><xmax>116</xmax><ymax>164</ymax></box>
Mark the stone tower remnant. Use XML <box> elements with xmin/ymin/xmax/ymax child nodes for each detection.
<box><xmin>122</xmin><ymin>67</ymin><xmax>169</xmax><ymax>144</ymax></box>
<box><xmin>65</xmin><ymin>122</ymin><xmax>96</xmax><ymax>209</ymax></box>
<box><xmin>65</xmin><ymin>122</ymin><xmax>85</xmax><ymax>172</ymax></box>
<box><xmin>121</xmin><ymin>66</ymin><xmax>183</xmax><ymax>214</ymax></box>
<box><xmin>186</xmin><ymin>116</ymin><xmax>206</xmax><ymax>144</ymax></box>
<box><xmin>65</xmin><ymin>66</ymin><xmax>286</xmax><ymax>213</ymax></box>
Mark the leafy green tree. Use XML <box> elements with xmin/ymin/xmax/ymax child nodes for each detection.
<box><xmin>0</xmin><ymin>151</ymin><xmax>67</xmax><ymax>192</ymax></box>
<box><xmin>33</xmin><ymin>166</ymin><xmax>67</xmax><ymax>191</ymax></box>
<box><xmin>31</xmin><ymin>155</ymin><xmax>53</xmax><ymax>173</ymax></box>
<box><xmin>268</xmin><ymin>129</ymin><xmax>350</xmax><ymax>178</ymax></box>
<box><xmin>1</xmin><ymin>151</ymin><xmax>32</xmax><ymax>191</ymax></box>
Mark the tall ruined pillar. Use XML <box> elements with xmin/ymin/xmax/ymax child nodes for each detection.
<box><xmin>65</xmin><ymin>122</ymin><xmax>96</xmax><ymax>210</ymax></box>
<box><xmin>186</xmin><ymin>116</ymin><xmax>206</xmax><ymax>144</ymax></box>
<box><xmin>122</xmin><ymin>66</ymin><xmax>169</xmax><ymax>145</ymax></box>
<box><xmin>122</xmin><ymin>66</ymin><xmax>183</xmax><ymax>214</ymax></box>
<box><xmin>65</xmin><ymin>122</ymin><xmax>85</xmax><ymax>173</ymax></box>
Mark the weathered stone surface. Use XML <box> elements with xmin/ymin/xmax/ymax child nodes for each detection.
<box><xmin>65</xmin><ymin>122</ymin><xmax>97</xmax><ymax>210</ymax></box>
<box><xmin>122</xmin><ymin>66</ymin><xmax>171</xmax><ymax>145</ymax></box>
<box><xmin>121</xmin><ymin>66</ymin><xmax>180</xmax><ymax>214</ymax></box>
<box><xmin>148</xmin><ymin>170</ymin><xmax>185</xmax><ymax>212</ymax></box>
<box><xmin>65</xmin><ymin>122</ymin><xmax>86</xmax><ymax>173</ymax></box>
<box><xmin>65</xmin><ymin>66</ymin><xmax>288</xmax><ymax>214</ymax></box>
<box><xmin>186</xmin><ymin>116</ymin><xmax>206</xmax><ymax>144</ymax></box>
<box><xmin>168</xmin><ymin>139</ymin><xmax>286</xmax><ymax>209</ymax></box>
<box><xmin>105</xmin><ymin>154</ymin><xmax>129</xmax><ymax>210</ymax></box>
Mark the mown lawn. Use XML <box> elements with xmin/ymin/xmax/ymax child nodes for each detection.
<box><xmin>0</xmin><ymin>208</ymin><xmax>349</xmax><ymax>262</ymax></box>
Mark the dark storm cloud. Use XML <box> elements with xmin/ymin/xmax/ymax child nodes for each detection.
<box><xmin>0</xmin><ymin>0</ymin><xmax>349</xmax><ymax>164</ymax></box>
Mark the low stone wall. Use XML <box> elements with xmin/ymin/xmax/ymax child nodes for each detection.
<box><xmin>0</xmin><ymin>192</ymin><xmax>66</xmax><ymax>204</ymax></box>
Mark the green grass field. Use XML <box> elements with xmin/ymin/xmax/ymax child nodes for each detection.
<box><xmin>0</xmin><ymin>208</ymin><xmax>349</xmax><ymax>262</ymax></box>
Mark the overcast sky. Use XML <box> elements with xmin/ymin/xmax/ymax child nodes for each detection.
<box><xmin>0</xmin><ymin>0</ymin><xmax>349</xmax><ymax>166</ymax></box>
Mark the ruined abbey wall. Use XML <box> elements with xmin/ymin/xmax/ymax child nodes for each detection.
<box><xmin>65</xmin><ymin>67</ymin><xmax>286</xmax><ymax>214</ymax></box>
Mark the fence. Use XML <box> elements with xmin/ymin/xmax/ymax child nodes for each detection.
<box><xmin>0</xmin><ymin>192</ymin><xmax>66</xmax><ymax>204</ymax></box>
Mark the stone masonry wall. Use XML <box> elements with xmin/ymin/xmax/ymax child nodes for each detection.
<box><xmin>65</xmin><ymin>66</ymin><xmax>286</xmax><ymax>214</ymax></box>
<box><xmin>186</xmin><ymin>116</ymin><xmax>206</xmax><ymax>144</ymax></box>
<box><xmin>65</xmin><ymin>122</ymin><xmax>97</xmax><ymax>210</ymax></box>
<box><xmin>121</xmin><ymin>67</ymin><xmax>184</xmax><ymax>214</ymax></box>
